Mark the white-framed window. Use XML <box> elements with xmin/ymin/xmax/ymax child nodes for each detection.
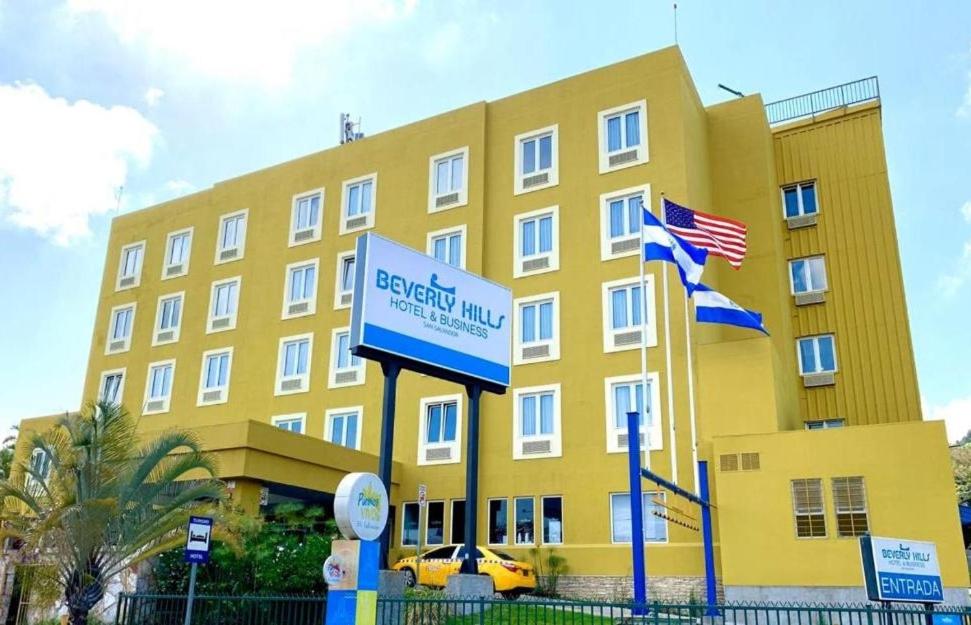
<box><xmin>329</xmin><ymin>327</ymin><xmax>365</xmax><ymax>388</ymax></box>
<box><xmin>782</xmin><ymin>181</ymin><xmax>818</xmax><ymax>219</ymax></box>
<box><xmin>600</xmin><ymin>185</ymin><xmax>649</xmax><ymax>261</ymax></box>
<box><xmin>514</xmin><ymin>496</ymin><xmax>535</xmax><ymax>545</ymax></box>
<box><xmin>418</xmin><ymin>394</ymin><xmax>462</xmax><ymax>466</ymax></box>
<box><xmin>604</xmin><ymin>372</ymin><xmax>662</xmax><ymax>454</ymax></box>
<box><xmin>26</xmin><ymin>448</ymin><xmax>52</xmax><ymax>488</ymax></box>
<box><xmin>99</xmin><ymin>368</ymin><xmax>126</xmax><ymax>404</ymax></box>
<box><xmin>428</xmin><ymin>147</ymin><xmax>469</xmax><ymax>212</ymax></box>
<box><xmin>282</xmin><ymin>259</ymin><xmax>319</xmax><ymax>319</ymax></box>
<box><xmin>272</xmin><ymin>413</ymin><xmax>306</xmax><ymax>434</ymax></box>
<box><xmin>513</xmin><ymin>124</ymin><xmax>558</xmax><ymax>195</ymax></box>
<box><xmin>610</xmin><ymin>491</ymin><xmax>667</xmax><ymax>543</ymax></box>
<box><xmin>153</xmin><ymin>292</ymin><xmax>184</xmax><ymax>346</ymax></box>
<box><xmin>289</xmin><ymin>188</ymin><xmax>324</xmax><ymax>245</ymax></box>
<box><xmin>597</xmin><ymin>100</ymin><xmax>648</xmax><ymax>173</ymax></box>
<box><xmin>197</xmin><ymin>347</ymin><xmax>233</xmax><ymax>406</ymax></box>
<box><xmin>513</xmin><ymin>292</ymin><xmax>559</xmax><ymax>364</ymax></box>
<box><xmin>207</xmin><ymin>276</ymin><xmax>241</xmax><ymax>333</ymax></box>
<box><xmin>143</xmin><ymin>359</ymin><xmax>175</xmax><ymax>415</ymax></box>
<box><xmin>334</xmin><ymin>251</ymin><xmax>356</xmax><ymax>310</ymax></box>
<box><xmin>402</xmin><ymin>502</ymin><xmax>420</xmax><ymax>546</ymax></box>
<box><xmin>797</xmin><ymin>334</ymin><xmax>837</xmax><ymax>375</ymax></box>
<box><xmin>106</xmin><ymin>303</ymin><xmax>136</xmax><ymax>354</ymax></box>
<box><xmin>602</xmin><ymin>275</ymin><xmax>657</xmax><ymax>353</ymax></box>
<box><xmin>488</xmin><ymin>499</ymin><xmax>509</xmax><ymax>545</ymax></box>
<box><xmin>215</xmin><ymin>209</ymin><xmax>248</xmax><ymax>263</ymax></box>
<box><xmin>541</xmin><ymin>496</ymin><xmax>564</xmax><ymax>545</ymax></box>
<box><xmin>789</xmin><ymin>256</ymin><xmax>828</xmax><ymax>294</ymax></box>
<box><xmin>791</xmin><ymin>478</ymin><xmax>826</xmax><ymax>538</ymax></box>
<box><xmin>116</xmin><ymin>241</ymin><xmax>145</xmax><ymax>290</ymax></box>
<box><xmin>162</xmin><ymin>228</ymin><xmax>193</xmax><ymax>279</ymax></box>
<box><xmin>512</xmin><ymin>384</ymin><xmax>561</xmax><ymax>460</ymax></box>
<box><xmin>832</xmin><ymin>476</ymin><xmax>869</xmax><ymax>537</ymax></box>
<box><xmin>275</xmin><ymin>333</ymin><xmax>312</xmax><ymax>395</ymax></box>
<box><xmin>513</xmin><ymin>206</ymin><xmax>559</xmax><ymax>277</ymax></box>
<box><xmin>340</xmin><ymin>173</ymin><xmax>377</xmax><ymax>234</ymax></box>
<box><xmin>425</xmin><ymin>501</ymin><xmax>445</xmax><ymax>545</ymax></box>
<box><xmin>426</xmin><ymin>225</ymin><xmax>466</xmax><ymax>269</ymax></box>
<box><xmin>806</xmin><ymin>418</ymin><xmax>845</xmax><ymax>430</ymax></box>
<box><xmin>325</xmin><ymin>406</ymin><xmax>363</xmax><ymax>450</ymax></box>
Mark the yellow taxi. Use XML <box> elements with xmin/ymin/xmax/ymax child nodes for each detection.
<box><xmin>391</xmin><ymin>545</ymin><xmax>536</xmax><ymax>594</ymax></box>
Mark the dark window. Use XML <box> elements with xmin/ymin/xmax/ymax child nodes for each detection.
<box><xmin>450</xmin><ymin>500</ymin><xmax>466</xmax><ymax>544</ymax></box>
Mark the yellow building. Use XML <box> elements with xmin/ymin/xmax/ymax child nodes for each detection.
<box><xmin>14</xmin><ymin>46</ymin><xmax>968</xmax><ymax>602</ymax></box>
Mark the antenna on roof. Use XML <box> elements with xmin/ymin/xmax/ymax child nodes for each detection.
<box><xmin>718</xmin><ymin>84</ymin><xmax>744</xmax><ymax>98</ymax></box>
<box><xmin>673</xmin><ymin>3</ymin><xmax>678</xmax><ymax>45</ymax></box>
<box><xmin>340</xmin><ymin>113</ymin><xmax>365</xmax><ymax>144</ymax></box>
<box><xmin>114</xmin><ymin>185</ymin><xmax>124</xmax><ymax>212</ymax></box>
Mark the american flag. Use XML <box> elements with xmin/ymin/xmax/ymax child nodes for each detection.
<box><xmin>663</xmin><ymin>199</ymin><xmax>747</xmax><ymax>269</ymax></box>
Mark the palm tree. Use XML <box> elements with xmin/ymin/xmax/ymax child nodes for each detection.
<box><xmin>0</xmin><ymin>400</ymin><xmax>226</xmax><ymax>625</ymax></box>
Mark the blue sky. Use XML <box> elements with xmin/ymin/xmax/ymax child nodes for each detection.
<box><xmin>1</xmin><ymin>0</ymin><xmax>969</xmax><ymax>439</ymax></box>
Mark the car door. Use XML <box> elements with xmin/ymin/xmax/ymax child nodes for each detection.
<box><xmin>451</xmin><ymin>546</ymin><xmax>484</xmax><ymax>581</ymax></box>
<box><xmin>419</xmin><ymin>546</ymin><xmax>457</xmax><ymax>587</ymax></box>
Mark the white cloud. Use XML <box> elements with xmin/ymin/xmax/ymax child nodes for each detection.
<box><xmin>961</xmin><ymin>200</ymin><xmax>971</xmax><ymax>223</ymax></box>
<box><xmin>926</xmin><ymin>395</ymin><xmax>971</xmax><ymax>444</ymax></box>
<box><xmin>67</xmin><ymin>0</ymin><xmax>418</xmax><ymax>86</ymax></box>
<box><xmin>144</xmin><ymin>86</ymin><xmax>164</xmax><ymax>107</ymax></box>
<box><xmin>0</xmin><ymin>82</ymin><xmax>158</xmax><ymax>244</ymax></box>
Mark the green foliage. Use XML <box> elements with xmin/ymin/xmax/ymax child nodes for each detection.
<box><xmin>0</xmin><ymin>426</ymin><xmax>17</xmax><ymax>480</ymax></box>
<box><xmin>152</xmin><ymin>503</ymin><xmax>337</xmax><ymax>595</ymax></box>
<box><xmin>528</xmin><ymin>546</ymin><xmax>568</xmax><ymax>598</ymax></box>
<box><xmin>950</xmin><ymin>445</ymin><xmax>971</xmax><ymax>503</ymax></box>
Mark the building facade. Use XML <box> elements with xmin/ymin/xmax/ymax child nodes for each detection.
<box><xmin>15</xmin><ymin>46</ymin><xmax>968</xmax><ymax>603</ymax></box>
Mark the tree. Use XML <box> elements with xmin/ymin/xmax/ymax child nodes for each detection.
<box><xmin>0</xmin><ymin>426</ymin><xmax>17</xmax><ymax>480</ymax></box>
<box><xmin>951</xmin><ymin>444</ymin><xmax>971</xmax><ymax>503</ymax></box>
<box><xmin>0</xmin><ymin>400</ymin><xmax>226</xmax><ymax>625</ymax></box>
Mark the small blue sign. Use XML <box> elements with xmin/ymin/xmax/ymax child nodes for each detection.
<box><xmin>932</xmin><ymin>614</ymin><xmax>962</xmax><ymax>625</ymax></box>
<box><xmin>184</xmin><ymin>516</ymin><xmax>213</xmax><ymax>564</ymax></box>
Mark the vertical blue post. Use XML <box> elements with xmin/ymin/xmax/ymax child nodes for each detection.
<box><xmin>626</xmin><ymin>411</ymin><xmax>647</xmax><ymax>615</ymax></box>
<box><xmin>377</xmin><ymin>360</ymin><xmax>401</xmax><ymax>569</ymax></box>
<box><xmin>460</xmin><ymin>383</ymin><xmax>482</xmax><ymax>575</ymax></box>
<box><xmin>698</xmin><ymin>460</ymin><xmax>718</xmax><ymax>616</ymax></box>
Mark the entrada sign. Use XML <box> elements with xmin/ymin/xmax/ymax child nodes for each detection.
<box><xmin>350</xmin><ymin>233</ymin><xmax>511</xmax><ymax>390</ymax></box>
<box><xmin>860</xmin><ymin>536</ymin><xmax>944</xmax><ymax>603</ymax></box>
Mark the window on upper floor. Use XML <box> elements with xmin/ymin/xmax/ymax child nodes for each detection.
<box><xmin>116</xmin><ymin>241</ymin><xmax>145</xmax><ymax>290</ymax></box>
<box><xmin>153</xmin><ymin>293</ymin><xmax>183</xmax><ymax>346</ymax></box>
<box><xmin>789</xmin><ymin>256</ymin><xmax>828</xmax><ymax>296</ymax></box>
<box><xmin>216</xmin><ymin>210</ymin><xmax>248</xmax><ymax>263</ymax></box>
<box><xmin>272</xmin><ymin>414</ymin><xmax>306</xmax><ymax>434</ymax></box>
<box><xmin>208</xmin><ymin>277</ymin><xmax>241</xmax><ymax>333</ymax></box>
<box><xmin>276</xmin><ymin>334</ymin><xmax>312</xmax><ymax>395</ymax></box>
<box><xmin>514</xmin><ymin>125</ymin><xmax>558</xmax><ymax>195</ymax></box>
<box><xmin>99</xmin><ymin>369</ymin><xmax>125</xmax><ymax>405</ymax></box>
<box><xmin>329</xmin><ymin>328</ymin><xmax>365</xmax><ymax>388</ymax></box>
<box><xmin>513</xmin><ymin>293</ymin><xmax>559</xmax><ymax>365</ymax></box>
<box><xmin>283</xmin><ymin>260</ymin><xmax>318</xmax><ymax>319</ymax></box>
<box><xmin>428</xmin><ymin>148</ymin><xmax>468</xmax><ymax>212</ymax></box>
<box><xmin>341</xmin><ymin>174</ymin><xmax>377</xmax><ymax>234</ymax></box>
<box><xmin>513</xmin><ymin>385</ymin><xmax>561</xmax><ymax>460</ymax></box>
<box><xmin>605</xmin><ymin>373</ymin><xmax>662</xmax><ymax>454</ymax></box>
<box><xmin>419</xmin><ymin>395</ymin><xmax>461</xmax><ymax>466</ymax></box>
<box><xmin>598</xmin><ymin>100</ymin><xmax>648</xmax><ymax>173</ymax></box>
<box><xmin>290</xmin><ymin>189</ymin><xmax>323</xmax><ymax>245</ymax></box>
<box><xmin>163</xmin><ymin>229</ymin><xmax>192</xmax><ymax>279</ymax></box>
<box><xmin>797</xmin><ymin>334</ymin><xmax>837</xmax><ymax>376</ymax></box>
<box><xmin>26</xmin><ymin>448</ymin><xmax>52</xmax><ymax>489</ymax></box>
<box><xmin>610</xmin><ymin>492</ymin><xmax>667</xmax><ymax>543</ymax></box>
<box><xmin>782</xmin><ymin>181</ymin><xmax>818</xmax><ymax>228</ymax></box>
<box><xmin>602</xmin><ymin>276</ymin><xmax>657</xmax><ymax>353</ymax></box>
<box><xmin>106</xmin><ymin>304</ymin><xmax>136</xmax><ymax>355</ymax></box>
<box><xmin>326</xmin><ymin>407</ymin><xmax>362</xmax><ymax>450</ymax></box>
<box><xmin>832</xmin><ymin>476</ymin><xmax>869</xmax><ymax>537</ymax></box>
<box><xmin>427</xmin><ymin>226</ymin><xmax>466</xmax><ymax>269</ymax></box>
<box><xmin>514</xmin><ymin>206</ymin><xmax>559</xmax><ymax>277</ymax></box>
<box><xmin>198</xmin><ymin>348</ymin><xmax>232</xmax><ymax>406</ymax></box>
<box><xmin>600</xmin><ymin>187</ymin><xmax>647</xmax><ymax>260</ymax></box>
<box><xmin>335</xmin><ymin>251</ymin><xmax>356</xmax><ymax>309</ymax></box>
<box><xmin>143</xmin><ymin>360</ymin><xmax>175</xmax><ymax>415</ymax></box>
<box><xmin>806</xmin><ymin>419</ymin><xmax>845</xmax><ymax>430</ymax></box>
<box><xmin>791</xmin><ymin>478</ymin><xmax>826</xmax><ymax>538</ymax></box>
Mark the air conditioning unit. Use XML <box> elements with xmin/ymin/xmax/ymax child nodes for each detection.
<box><xmin>219</xmin><ymin>248</ymin><xmax>239</xmax><ymax>261</ymax></box>
<box><xmin>201</xmin><ymin>389</ymin><xmax>223</xmax><ymax>403</ymax></box>
<box><xmin>522</xmin><ymin>172</ymin><xmax>550</xmax><ymax>189</ymax></box>
<box><xmin>108</xmin><ymin>339</ymin><xmax>127</xmax><ymax>352</ymax></box>
<box><xmin>616</xmin><ymin>432</ymin><xmax>645</xmax><ymax>449</ymax></box>
<box><xmin>280</xmin><ymin>378</ymin><xmax>304</xmax><ymax>392</ymax></box>
<box><xmin>521</xmin><ymin>440</ymin><xmax>551</xmax><ymax>455</ymax></box>
<box><xmin>118</xmin><ymin>276</ymin><xmax>136</xmax><ymax>288</ymax></box>
<box><xmin>803</xmin><ymin>372</ymin><xmax>835</xmax><ymax>388</ymax></box>
<box><xmin>608</xmin><ymin>149</ymin><xmax>639</xmax><ymax>167</ymax></box>
<box><xmin>520</xmin><ymin>344</ymin><xmax>550</xmax><ymax>360</ymax></box>
<box><xmin>794</xmin><ymin>291</ymin><xmax>826</xmax><ymax>306</ymax></box>
<box><xmin>610</xmin><ymin>238</ymin><xmax>640</xmax><ymax>255</ymax></box>
<box><xmin>521</xmin><ymin>256</ymin><xmax>550</xmax><ymax>273</ymax></box>
<box><xmin>287</xmin><ymin>301</ymin><xmax>310</xmax><ymax>316</ymax></box>
<box><xmin>339</xmin><ymin>292</ymin><xmax>353</xmax><ymax>307</ymax></box>
<box><xmin>334</xmin><ymin>370</ymin><xmax>359</xmax><ymax>385</ymax></box>
<box><xmin>741</xmin><ymin>452</ymin><xmax>761</xmax><ymax>471</ymax></box>
<box><xmin>786</xmin><ymin>214</ymin><xmax>818</xmax><ymax>230</ymax></box>
<box><xmin>165</xmin><ymin>264</ymin><xmax>184</xmax><ymax>277</ymax></box>
<box><xmin>435</xmin><ymin>192</ymin><xmax>460</xmax><ymax>208</ymax></box>
<box><xmin>345</xmin><ymin>215</ymin><xmax>368</xmax><ymax>230</ymax></box>
<box><xmin>292</xmin><ymin>228</ymin><xmax>315</xmax><ymax>243</ymax></box>
<box><xmin>613</xmin><ymin>330</ymin><xmax>642</xmax><ymax>348</ymax></box>
<box><xmin>210</xmin><ymin>317</ymin><xmax>232</xmax><ymax>330</ymax></box>
<box><xmin>144</xmin><ymin>399</ymin><xmax>166</xmax><ymax>413</ymax></box>
<box><xmin>156</xmin><ymin>330</ymin><xmax>175</xmax><ymax>343</ymax></box>
<box><xmin>425</xmin><ymin>447</ymin><xmax>452</xmax><ymax>462</ymax></box>
<box><xmin>719</xmin><ymin>454</ymin><xmax>739</xmax><ymax>472</ymax></box>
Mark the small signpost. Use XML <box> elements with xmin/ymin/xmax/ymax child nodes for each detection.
<box><xmin>416</xmin><ymin>484</ymin><xmax>427</xmax><ymax>584</ymax></box>
<box><xmin>182</xmin><ymin>516</ymin><xmax>213</xmax><ymax>625</ymax></box>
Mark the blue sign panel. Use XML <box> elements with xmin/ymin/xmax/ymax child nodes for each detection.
<box><xmin>860</xmin><ymin>536</ymin><xmax>944</xmax><ymax>603</ymax></box>
<box><xmin>350</xmin><ymin>233</ymin><xmax>511</xmax><ymax>389</ymax></box>
<box><xmin>184</xmin><ymin>516</ymin><xmax>213</xmax><ymax>564</ymax></box>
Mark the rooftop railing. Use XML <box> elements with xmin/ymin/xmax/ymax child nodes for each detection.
<box><xmin>765</xmin><ymin>76</ymin><xmax>880</xmax><ymax>125</ymax></box>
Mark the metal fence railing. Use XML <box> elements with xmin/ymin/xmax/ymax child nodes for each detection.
<box><xmin>116</xmin><ymin>593</ymin><xmax>971</xmax><ymax>625</ymax></box>
<box><xmin>765</xmin><ymin>76</ymin><xmax>880</xmax><ymax>125</ymax></box>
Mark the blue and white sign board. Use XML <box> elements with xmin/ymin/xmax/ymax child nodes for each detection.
<box><xmin>350</xmin><ymin>233</ymin><xmax>511</xmax><ymax>390</ymax></box>
<box><xmin>860</xmin><ymin>536</ymin><xmax>944</xmax><ymax>603</ymax></box>
<box><xmin>184</xmin><ymin>516</ymin><xmax>213</xmax><ymax>564</ymax></box>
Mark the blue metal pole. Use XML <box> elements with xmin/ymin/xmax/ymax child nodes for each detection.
<box><xmin>698</xmin><ymin>460</ymin><xmax>718</xmax><ymax>615</ymax></box>
<box><xmin>460</xmin><ymin>383</ymin><xmax>482</xmax><ymax>575</ymax></box>
<box><xmin>626</xmin><ymin>411</ymin><xmax>647</xmax><ymax>615</ymax></box>
<box><xmin>378</xmin><ymin>360</ymin><xmax>401</xmax><ymax>569</ymax></box>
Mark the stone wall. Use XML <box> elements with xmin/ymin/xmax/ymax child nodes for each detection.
<box><xmin>544</xmin><ymin>575</ymin><xmax>723</xmax><ymax>603</ymax></box>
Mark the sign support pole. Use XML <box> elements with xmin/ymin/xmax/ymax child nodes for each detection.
<box><xmin>460</xmin><ymin>383</ymin><xmax>482</xmax><ymax>575</ymax></box>
<box><xmin>626</xmin><ymin>411</ymin><xmax>648</xmax><ymax>615</ymax></box>
<box><xmin>183</xmin><ymin>562</ymin><xmax>198</xmax><ymax>625</ymax></box>
<box><xmin>377</xmin><ymin>360</ymin><xmax>401</xmax><ymax>569</ymax></box>
<box><xmin>698</xmin><ymin>460</ymin><xmax>718</xmax><ymax>616</ymax></box>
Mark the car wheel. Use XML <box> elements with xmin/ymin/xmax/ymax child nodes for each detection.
<box><xmin>403</xmin><ymin>568</ymin><xmax>416</xmax><ymax>587</ymax></box>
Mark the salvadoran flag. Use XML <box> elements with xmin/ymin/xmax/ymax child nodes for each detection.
<box><xmin>694</xmin><ymin>284</ymin><xmax>769</xmax><ymax>335</ymax></box>
<box><xmin>643</xmin><ymin>208</ymin><xmax>708</xmax><ymax>296</ymax></box>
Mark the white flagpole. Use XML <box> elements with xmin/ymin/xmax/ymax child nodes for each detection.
<box><xmin>660</xmin><ymin>198</ymin><xmax>678</xmax><ymax>485</ymax></box>
<box><xmin>639</xmin><ymin>197</ymin><xmax>652</xmax><ymax>473</ymax></box>
<box><xmin>684</xmin><ymin>293</ymin><xmax>700</xmax><ymax>494</ymax></box>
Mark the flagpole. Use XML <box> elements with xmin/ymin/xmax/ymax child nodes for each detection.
<box><xmin>684</xmin><ymin>293</ymin><xmax>700</xmax><ymax>494</ymax></box>
<box><xmin>639</xmin><ymin>197</ymin><xmax>652</xmax><ymax>473</ymax></box>
<box><xmin>660</xmin><ymin>197</ymin><xmax>678</xmax><ymax>485</ymax></box>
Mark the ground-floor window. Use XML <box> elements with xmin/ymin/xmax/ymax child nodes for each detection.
<box><xmin>402</xmin><ymin>502</ymin><xmax>419</xmax><ymax>546</ymax></box>
<box><xmin>515</xmin><ymin>497</ymin><xmax>535</xmax><ymax>545</ymax></box>
<box><xmin>426</xmin><ymin>501</ymin><xmax>445</xmax><ymax>545</ymax></box>
<box><xmin>488</xmin><ymin>499</ymin><xmax>508</xmax><ymax>545</ymax></box>
<box><xmin>542</xmin><ymin>496</ymin><xmax>563</xmax><ymax>544</ymax></box>
<box><xmin>610</xmin><ymin>492</ymin><xmax>667</xmax><ymax>543</ymax></box>
<box><xmin>450</xmin><ymin>499</ymin><xmax>466</xmax><ymax>544</ymax></box>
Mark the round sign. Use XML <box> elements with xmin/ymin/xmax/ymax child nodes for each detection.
<box><xmin>334</xmin><ymin>472</ymin><xmax>389</xmax><ymax>541</ymax></box>
<box><xmin>322</xmin><ymin>554</ymin><xmax>347</xmax><ymax>586</ymax></box>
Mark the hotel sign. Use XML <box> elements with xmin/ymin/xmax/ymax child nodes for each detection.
<box><xmin>860</xmin><ymin>536</ymin><xmax>944</xmax><ymax>603</ymax></box>
<box><xmin>350</xmin><ymin>233</ymin><xmax>511</xmax><ymax>390</ymax></box>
